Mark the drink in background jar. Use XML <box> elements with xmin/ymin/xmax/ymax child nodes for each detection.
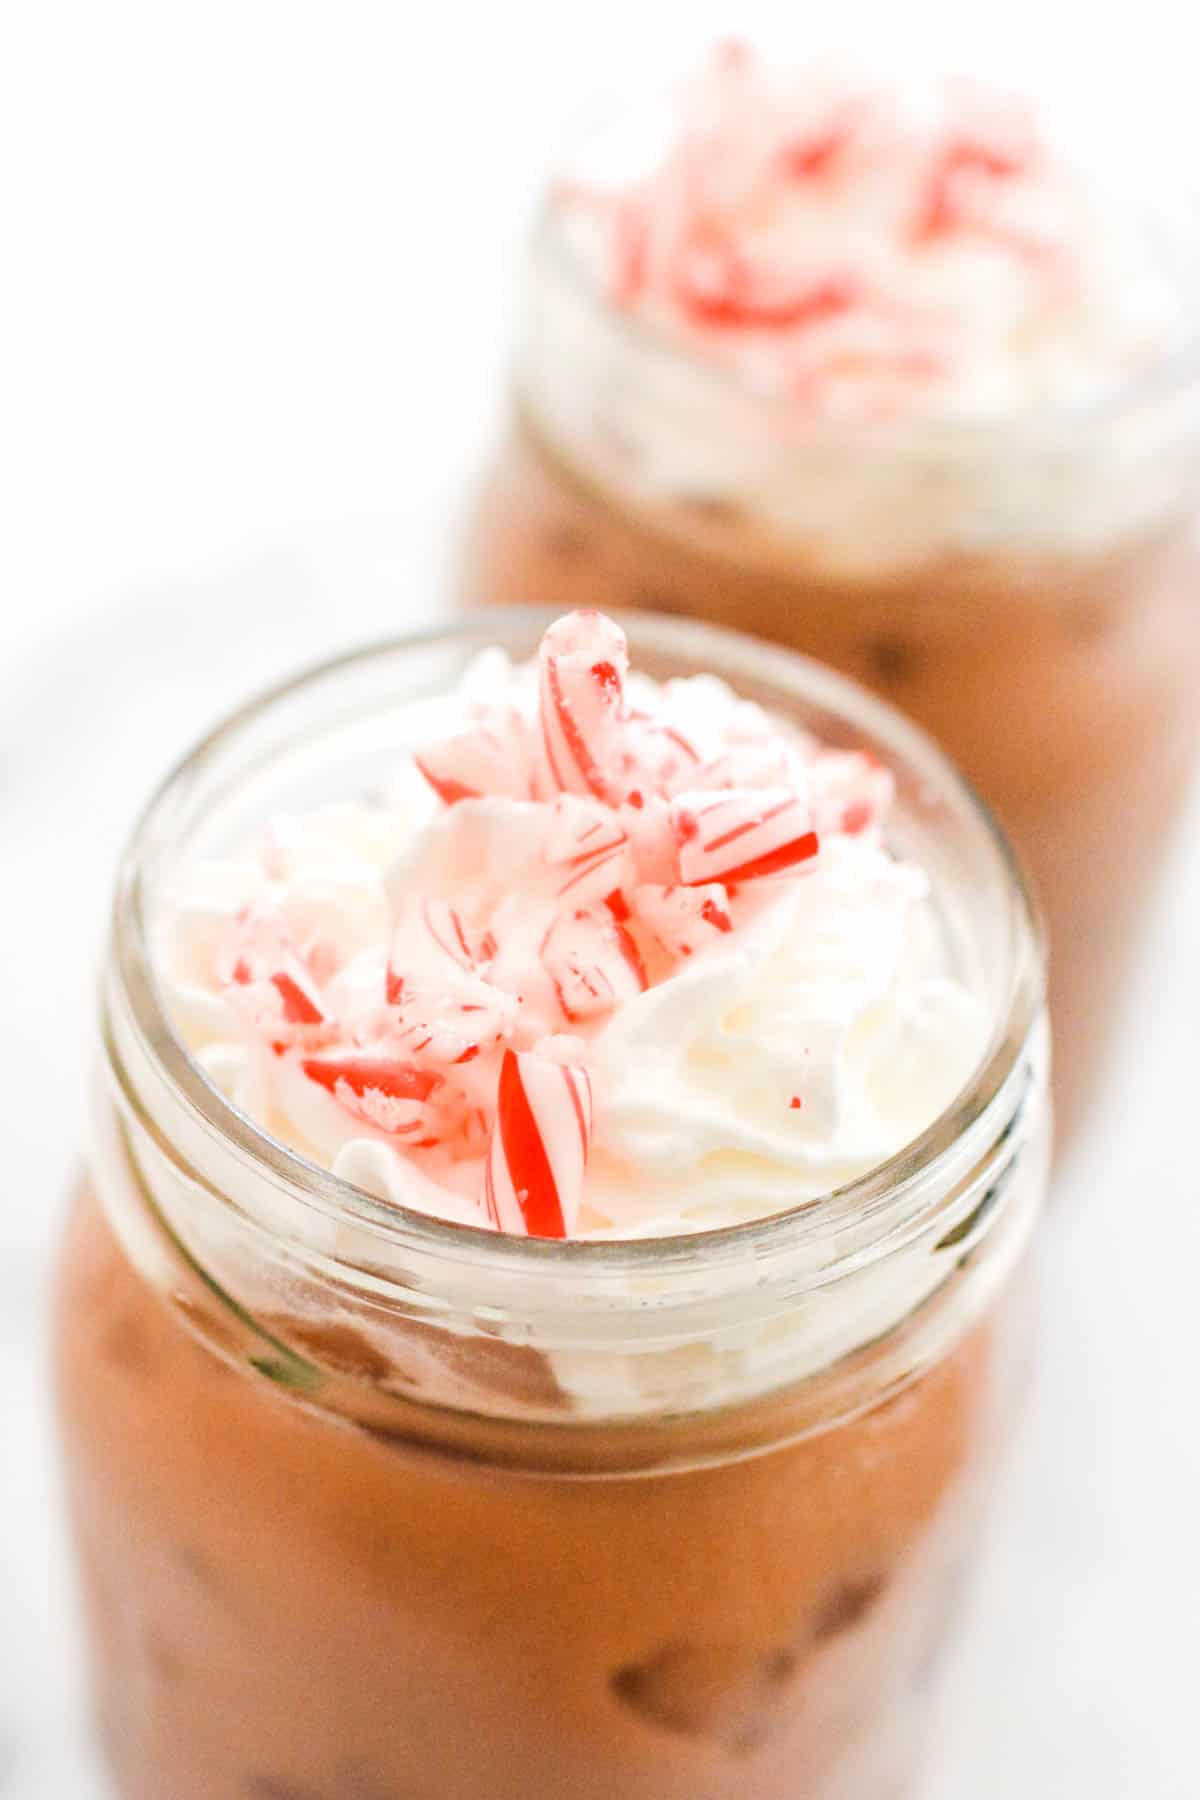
<box><xmin>461</xmin><ymin>44</ymin><xmax>1200</xmax><ymax>1148</ymax></box>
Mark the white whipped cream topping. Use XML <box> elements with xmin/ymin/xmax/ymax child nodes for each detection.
<box><xmin>154</xmin><ymin>639</ymin><xmax>988</xmax><ymax>1240</ymax></box>
<box><xmin>520</xmin><ymin>47</ymin><xmax>1195</xmax><ymax>570</ymax></box>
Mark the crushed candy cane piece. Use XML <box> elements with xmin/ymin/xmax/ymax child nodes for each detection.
<box><xmin>809</xmin><ymin>750</ymin><xmax>895</xmax><ymax>838</ymax></box>
<box><xmin>301</xmin><ymin>1054</ymin><xmax>444</xmax><ymax>1139</ymax></box>
<box><xmin>415</xmin><ymin>708</ymin><xmax>534</xmax><ymax>806</ymax></box>
<box><xmin>542</xmin><ymin>905</ymin><xmax>647</xmax><ymax>1022</ymax></box>
<box><xmin>484</xmin><ymin>1048</ymin><xmax>593</xmax><ymax>1237</ymax></box>
<box><xmin>634</xmin><ymin>882</ymin><xmax>733</xmax><ymax>958</ymax></box>
<box><xmin>537</xmin><ymin>610</ymin><xmax>630</xmax><ymax>799</ymax></box>
<box><xmin>548</xmin><ymin>43</ymin><xmax>1139</xmax><ymax>420</ymax></box>
<box><xmin>543</xmin><ymin>795</ymin><xmax>634</xmax><ymax>905</ymax></box>
<box><xmin>672</xmin><ymin>788</ymin><xmax>819</xmax><ymax>884</ymax></box>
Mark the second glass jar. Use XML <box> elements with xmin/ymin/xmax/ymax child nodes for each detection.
<box><xmin>461</xmin><ymin>147</ymin><xmax>1200</xmax><ymax>1151</ymax></box>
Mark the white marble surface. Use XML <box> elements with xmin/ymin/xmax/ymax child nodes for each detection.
<box><xmin>4</xmin><ymin>3</ymin><xmax>1200</xmax><ymax>1796</ymax></box>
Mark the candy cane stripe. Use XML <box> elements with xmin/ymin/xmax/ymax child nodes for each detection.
<box><xmin>539</xmin><ymin>703</ymin><xmax>571</xmax><ymax>794</ymax></box>
<box><xmin>555</xmin><ymin>841</ymin><xmax>625</xmax><ymax>899</ymax></box>
<box><xmin>495</xmin><ymin>1049</ymin><xmax>565</xmax><ymax>1237</ymax></box>
<box><xmin>563</xmin><ymin>1064</ymin><xmax>592</xmax><ymax>1158</ymax></box>
<box><xmin>672</xmin><ymin>789</ymin><xmax>820</xmax><ymax>885</ymax></box>
<box><xmin>270</xmin><ymin>971</ymin><xmax>325</xmax><ymax>1024</ymax></box>
<box><xmin>413</xmin><ymin>758</ymin><xmax>476</xmax><ymax>807</ymax></box>
<box><xmin>301</xmin><ymin>1056</ymin><xmax>441</xmax><ymax>1103</ymax></box>
<box><xmin>482</xmin><ymin>1152</ymin><xmax>505</xmax><ymax>1229</ymax></box>
<box><xmin>634</xmin><ymin>882</ymin><xmax>734</xmax><ymax>958</ymax></box>
<box><xmin>542</xmin><ymin>906</ymin><xmax>647</xmax><ymax>1023</ymax></box>
<box><xmin>702</xmin><ymin>794</ymin><xmax>796</xmax><ymax>854</ymax></box>
<box><xmin>538</xmin><ymin>612</ymin><xmax>630</xmax><ymax>800</ymax></box>
<box><xmin>545</xmin><ymin>655</ymin><xmax>609</xmax><ymax>798</ymax></box>
<box><xmin>418</xmin><ymin>899</ymin><xmax>474</xmax><ymax>969</ymax></box>
<box><xmin>486</xmin><ymin>1049</ymin><xmax>593</xmax><ymax>1238</ymax></box>
<box><xmin>716</xmin><ymin>830</ymin><xmax>820</xmax><ymax>883</ymax></box>
<box><xmin>415</xmin><ymin>712</ymin><xmax>534</xmax><ymax>807</ymax></box>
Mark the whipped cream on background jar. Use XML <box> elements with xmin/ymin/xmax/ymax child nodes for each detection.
<box><xmin>461</xmin><ymin>43</ymin><xmax>1200</xmax><ymax>1157</ymax></box>
<box><xmin>54</xmin><ymin>610</ymin><xmax>1047</xmax><ymax>1800</ymax></box>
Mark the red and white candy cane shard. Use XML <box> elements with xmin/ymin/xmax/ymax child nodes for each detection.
<box><xmin>300</xmin><ymin>1054</ymin><xmax>444</xmax><ymax>1139</ymax></box>
<box><xmin>543</xmin><ymin>796</ymin><xmax>632</xmax><ymax>906</ymax></box>
<box><xmin>634</xmin><ymin>882</ymin><xmax>733</xmax><ymax>959</ymax></box>
<box><xmin>673</xmin><ymin>219</ymin><xmax>862</xmax><ymax>333</ymax></box>
<box><xmin>911</xmin><ymin>101</ymin><xmax>1037</xmax><ymax>247</ymax></box>
<box><xmin>420</xmin><ymin>897</ymin><xmax>477</xmax><ymax>967</ymax></box>
<box><xmin>415</xmin><ymin>707</ymin><xmax>534</xmax><ymax>807</ymax></box>
<box><xmin>484</xmin><ymin>1048</ymin><xmax>593</xmax><ymax>1238</ymax></box>
<box><xmin>387</xmin><ymin>898</ymin><xmax>480</xmax><ymax>1003</ymax></box>
<box><xmin>225</xmin><ymin>928</ymin><xmax>329</xmax><ymax>1042</ymax></box>
<box><xmin>268</xmin><ymin>968</ymin><xmax>326</xmax><ymax>1025</ymax></box>
<box><xmin>542</xmin><ymin>905</ymin><xmax>647</xmax><ymax>1024</ymax></box>
<box><xmin>387</xmin><ymin>899</ymin><xmax>518</xmax><ymax>1065</ymax></box>
<box><xmin>777</xmin><ymin>100</ymin><xmax>862</xmax><ymax>182</ymax></box>
<box><xmin>537</xmin><ymin>611</ymin><xmax>630</xmax><ymax>799</ymax></box>
<box><xmin>386</xmin><ymin>978</ymin><xmax>519</xmax><ymax>1068</ymax></box>
<box><xmin>616</xmin><ymin>711</ymin><xmax>702</xmax><ymax>800</ymax></box>
<box><xmin>671</xmin><ymin>788</ymin><xmax>819</xmax><ymax>885</ymax></box>
<box><xmin>620</xmin><ymin>795</ymin><xmax>680</xmax><ymax>886</ymax></box>
<box><xmin>808</xmin><ymin>750</ymin><xmax>895</xmax><ymax>839</ymax></box>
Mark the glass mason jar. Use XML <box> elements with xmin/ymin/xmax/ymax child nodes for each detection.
<box><xmin>53</xmin><ymin>612</ymin><xmax>1048</xmax><ymax>1800</ymax></box>
<box><xmin>459</xmin><ymin>121</ymin><xmax>1200</xmax><ymax>1153</ymax></box>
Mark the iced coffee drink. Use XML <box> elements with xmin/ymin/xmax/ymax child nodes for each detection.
<box><xmin>462</xmin><ymin>45</ymin><xmax>1200</xmax><ymax>1145</ymax></box>
<box><xmin>55</xmin><ymin>609</ymin><xmax>1047</xmax><ymax>1799</ymax></box>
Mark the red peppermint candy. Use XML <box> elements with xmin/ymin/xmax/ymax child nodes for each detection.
<box><xmin>223</xmin><ymin>919</ymin><xmax>330</xmax><ymax>1046</ymax></box>
<box><xmin>385</xmin><ymin>995</ymin><xmax>514</xmax><ymax>1070</ymax></box>
<box><xmin>614</xmin><ymin>711</ymin><xmax>703</xmax><ymax>801</ymax></box>
<box><xmin>776</xmin><ymin>102</ymin><xmax>861</xmax><ymax>181</ymax></box>
<box><xmin>620</xmin><ymin>795</ymin><xmax>681</xmax><ymax>885</ymax></box>
<box><xmin>671</xmin><ymin>788</ymin><xmax>819</xmax><ymax>885</ymax></box>
<box><xmin>808</xmin><ymin>750</ymin><xmax>895</xmax><ymax>838</ymax></box>
<box><xmin>484</xmin><ymin>1048</ymin><xmax>594</xmax><ymax>1238</ymax></box>
<box><xmin>387</xmin><ymin>897</ymin><xmax>481</xmax><ymax>1000</ymax></box>
<box><xmin>415</xmin><ymin>707</ymin><xmax>535</xmax><ymax>807</ymax></box>
<box><xmin>300</xmin><ymin>1054</ymin><xmax>444</xmax><ymax>1139</ymax></box>
<box><xmin>672</xmin><ymin>219</ymin><xmax>861</xmax><ymax>333</ymax></box>
<box><xmin>542</xmin><ymin>795</ymin><xmax>633</xmax><ymax>906</ymax></box>
<box><xmin>541</xmin><ymin>905</ymin><xmax>647</xmax><ymax>1024</ymax></box>
<box><xmin>266</xmin><ymin>968</ymin><xmax>325</xmax><ymax>1024</ymax></box>
<box><xmin>537</xmin><ymin>610</ymin><xmax>630</xmax><ymax>799</ymax></box>
<box><xmin>387</xmin><ymin>898</ymin><xmax>517</xmax><ymax>1066</ymax></box>
<box><xmin>910</xmin><ymin>104</ymin><xmax>1037</xmax><ymax>249</ymax></box>
<box><xmin>634</xmin><ymin>882</ymin><xmax>733</xmax><ymax>959</ymax></box>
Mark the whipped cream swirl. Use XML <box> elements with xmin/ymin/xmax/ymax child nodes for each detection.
<box><xmin>155</xmin><ymin>611</ymin><xmax>987</xmax><ymax>1239</ymax></box>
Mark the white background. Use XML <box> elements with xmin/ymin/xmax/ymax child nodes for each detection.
<box><xmin>2</xmin><ymin>4</ymin><xmax>1198</xmax><ymax>1796</ymax></box>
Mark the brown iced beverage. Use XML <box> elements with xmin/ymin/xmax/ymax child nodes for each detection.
<box><xmin>54</xmin><ymin>612</ymin><xmax>1047</xmax><ymax>1800</ymax></box>
<box><xmin>461</xmin><ymin>47</ymin><xmax>1200</xmax><ymax>1147</ymax></box>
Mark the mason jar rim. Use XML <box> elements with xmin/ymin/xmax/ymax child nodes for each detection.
<box><xmin>105</xmin><ymin>606</ymin><xmax>1046</xmax><ymax>1297</ymax></box>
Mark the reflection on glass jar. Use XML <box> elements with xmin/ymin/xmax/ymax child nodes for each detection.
<box><xmin>460</xmin><ymin>55</ymin><xmax>1200</xmax><ymax>1151</ymax></box>
<box><xmin>54</xmin><ymin>613</ymin><xmax>1047</xmax><ymax>1800</ymax></box>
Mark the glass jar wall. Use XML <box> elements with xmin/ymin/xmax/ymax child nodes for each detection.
<box><xmin>54</xmin><ymin>613</ymin><xmax>1047</xmax><ymax>1800</ymax></box>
